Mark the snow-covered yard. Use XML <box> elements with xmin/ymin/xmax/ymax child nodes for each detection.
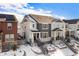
<box><xmin>52</xmin><ymin>40</ymin><xmax>76</xmax><ymax>56</ymax></box>
<box><xmin>68</xmin><ymin>37</ymin><xmax>79</xmax><ymax>54</ymax></box>
<box><xmin>0</xmin><ymin>49</ymin><xmax>25</xmax><ymax>56</ymax></box>
<box><xmin>0</xmin><ymin>43</ymin><xmax>77</xmax><ymax>56</ymax></box>
<box><xmin>53</xmin><ymin>40</ymin><xmax>67</xmax><ymax>49</ymax></box>
<box><xmin>1</xmin><ymin>37</ymin><xmax>79</xmax><ymax>56</ymax></box>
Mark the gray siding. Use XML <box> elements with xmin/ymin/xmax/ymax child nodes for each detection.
<box><xmin>37</xmin><ymin>23</ymin><xmax>51</xmax><ymax>37</ymax></box>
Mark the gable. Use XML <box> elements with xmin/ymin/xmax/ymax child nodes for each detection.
<box><xmin>22</xmin><ymin>15</ymin><xmax>37</xmax><ymax>23</ymax></box>
<box><xmin>28</xmin><ymin>14</ymin><xmax>54</xmax><ymax>24</ymax></box>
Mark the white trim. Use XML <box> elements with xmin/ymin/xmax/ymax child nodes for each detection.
<box><xmin>41</xmin><ymin>32</ymin><xmax>49</xmax><ymax>38</ymax></box>
<box><xmin>42</xmin><ymin>24</ymin><xmax>49</xmax><ymax>29</ymax></box>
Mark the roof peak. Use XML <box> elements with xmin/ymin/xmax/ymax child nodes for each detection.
<box><xmin>28</xmin><ymin>14</ymin><xmax>53</xmax><ymax>17</ymax></box>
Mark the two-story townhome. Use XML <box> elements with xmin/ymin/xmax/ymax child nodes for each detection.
<box><xmin>21</xmin><ymin>14</ymin><xmax>54</xmax><ymax>45</ymax></box>
<box><xmin>76</xmin><ymin>20</ymin><xmax>79</xmax><ymax>38</ymax></box>
<box><xmin>63</xmin><ymin>19</ymin><xmax>79</xmax><ymax>38</ymax></box>
<box><xmin>0</xmin><ymin>14</ymin><xmax>17</xmax><ymax>52</ymax></box>
<box><xmin>51</xmin><ymin>19</ymin><xmax>66</xmax><ymax>40</ymax></box>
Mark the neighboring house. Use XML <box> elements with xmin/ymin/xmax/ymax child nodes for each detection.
<box><xmin>17</xmin><ymin>23</ymin><xmax>23</xmax><ymax>36</ymax></box>
<box><xmin>76</xmin><ymin>20</ymin><xmax>79</xmax><ymax>38</ymax></box>
<box><xmin>0</xmin><ymin>14</ymin><xmax>17</xmax><ymax>52</ymax></box>
<box><xmin>21</xmin><ymin>14</ymin><xmax>79</xmax><ymax>46</ymax></box>
<box><xmin>21</xmin><ymin>14</ymin><xmax>54</xmax><ymax>45</ymax></box>
<box><xmin>63</xmin><ymin>19</ymin><xmax>79</xmax><ymax>38</ymax></box>
<box><xmin>51</xmin><ymin>19</ymin><xmax>66</xmax><ymax>40</ymax></box>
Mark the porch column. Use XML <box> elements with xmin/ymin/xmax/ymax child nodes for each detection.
<box><xmin>39</xmin><ymin>32</ymin><xmax>41</xmax><ymax>39</ymax></box>
<box><xmin>77</xmin><ymin>31</ymin><xmax>79</xmax><ymax>38</ymax></box>
<box><xmin>31</xmin><ymin>33</ymin><xmax>34</xmax><ymax>46</ymax></box>
<box><xmin>64</xmin><ymin>30</ymin><xmax>66</xmax><ymax>39</ymax></box>
<box><xmin>69</xmin><ymin>30</ymin><xmax>70</xmax><ymax>37</ymax></box>
<box><xmin>54</xmin><ymin>31</ymin><xmax>56</xmax><ymax>41</ymax></box>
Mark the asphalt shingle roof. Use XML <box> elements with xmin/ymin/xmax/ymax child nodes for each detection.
<box><xmin>0</xmin><ymin>14</ymin><xmax>17</xmax><ymax>21</ymax></box>
<box><xmin>63</xmin><ymin>19</ymin><xmax>79</xmax><ymax>24</ymax></box>
<box><xmin>29</xmin><ymin>14</ymin><xmax>54</xmax><ymax>24</ymax></box>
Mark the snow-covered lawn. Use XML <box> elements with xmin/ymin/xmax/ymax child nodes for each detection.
<box><xmin>68</xmin><ymin>37</ymin><xmax>79</xmax><ymax>54</ymax></box>
<box><xmin>0</xmin><ymin>43</ymin><xmax>78</xmax><ymax>56</ymax></box>
<box><xmin>19</xmin><ymin>45</ymin><xmax>44</xmax><ymax>56</ymax></box>
<box><xmin>20</xmin><ymin>44</ymin><xmax>75</xmax><ymax>56</ymax></box>
<box><xmin>53</xmin><ymin>40</ymin><xmax>67</xmax><ymax>49</ymax></box>
<box><xmin>0</xmin><ymin>49</ymin><xmax>24</xmax><ymax>56</ymax></box>
<box><xmin>60</xmin><ymin>48</ymin><xmax>75</xmax><ymax>56</ymax></box>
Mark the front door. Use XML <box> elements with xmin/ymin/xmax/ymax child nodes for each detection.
<box><xmin>37</xmin><ymin>33</ymin><xmax>39</xmax><ymax>38</ymax></box>
<box><xmin>56</xmin><ymin>31</ymin><xmax>60</xmax><ymax>40</ymax></box>
<box><xmin>33</xmin><ymin>33</ymin><xmax>36</xmax><ymax>43</ymax></box>
<box><xmin>65</xmin><ymin>31</ymin><xmax>69</xmax><ymax>37</ymax></box>
<box><xmin>33</xmin><ymin>33</ymin><xmax>40</xmax><ymax>43</ymax></box>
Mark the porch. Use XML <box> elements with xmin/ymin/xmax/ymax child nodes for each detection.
<box><xmin>51</xmin><ymin>28</ymin><xmax>64</xmax><ymax>41</ymax></box>
<box><xmin>32</xmin><ymin>31</ymin><xmax>51</xmax><ymax>43</ymax></box>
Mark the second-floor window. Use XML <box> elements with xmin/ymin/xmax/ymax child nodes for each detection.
<box><xmin>65</xmin><ymin>25</ymin><xmax>68</xmax><ymax>28</ymax></box>
<box><xmin>33</xmin><ymin>24</ymin><xmax>35</xmax><ymax>28</ymax></box>
<box><xmin>78</xmin><ymin>25</ymin><xmax>79</xmax><ymax>28</ymax></box>
<box><xmin>7</xmin><ymin>23</ymin><xmax>12</xmax><ymax>30</ymax></box>
<box><xmin>42</xmin><ymin>24</ymin><xmax>48</xmax><ymax>29</ymax></box>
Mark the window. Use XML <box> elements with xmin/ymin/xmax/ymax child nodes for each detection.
<box><xmin>42</xmin><ymin>24</ymin><xmax>48</xmax><ymax>29</ymax></box>
<box><xmin>62</xmin><ymin>25</ymin><xmax>64</xmax><ymax>28</ymax></box>
<box><xmin>5</xmin><ymin>34</ymin><xmax>14</xmax><ymax>41</ymax></box>
<box><xmin>0</xmin><ymin>35</ymin><xmax>2</xmax><ymax>41</ymax></box>
<box><xmin>25</xmin><ymin>26</ymin><xmax>26</xmax><ymax>29</ymax></box>
<box><xmin>65</xmin><ymin>25</ymin><xmax>68</xmax><ymax>28</ymax></box>
<box><xmin>33</xmin><ymin>24</ymin><xmax>34</xmax><ymax>28</ymax></box>
<box><xmin>37</xmin><ymin>33</ymin><xmax>39</xmax><ymax>38</ymax></box>
<box><xmin>41</xmin><ymin>32</ymin><xmax>48</xmax><ymax>38</ymax></box>
<box><xmin>7</xmin><ymin>23</ymin><xmax>12</xmax><ymax>30</ymax></box>
<box><xmin>0</xmin><ymin>18</ymin><xmax>6</xmax><ymax>21</ymax></box>
<box><xmin>78</xmin><ymin>25</ymin><xmax>79</xmax><ymax>28</ymax></box>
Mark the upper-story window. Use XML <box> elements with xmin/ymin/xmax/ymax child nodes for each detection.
<box><xmin>0</xmin><ymin>18</ymin><xmax>6</xmax><ymax>21</ymax></box>
<box><xmin>62</xmin><ymin>26</ymin><xmax>64</xmax><ymax>28</ymax></box>
<box><xmin>25</xmin><ymin>26</ymin><xmax>26</xmax><ymax>29</ymax></box>
<box><xmin>7</xmin><ymin>23</ymin><xmax>12</xmax><ymax>30</ymax></box>
<box><xmin>42</xmin><ymin>24</ymin><xmax>48</xmax><ymax>29</ymax></box>
<box><xmin>33</xmin><ymin>24</ymin><xmax>35</xmax><ymax>28</ymax></box>
<box><xmin>78</xmin><ymin>25</ymin><xmax>79</xmax><ymax>28</ymax></box>
<box><xmin>65</xmin><ymin>25</ymin><xmax>68</xmax><ymax>28</ymax></box>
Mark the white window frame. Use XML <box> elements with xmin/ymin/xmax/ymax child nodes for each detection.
<box><xmin>7</xmin><ymin>23</ymin><xmax>12</xmax><ymax>30</ymax></box>
<box><xmin>5</xmin><ymin>34</ymin><xmax>14</xmax><ymax>41</ymax></box>
<box><xmin>0</xmin><ymin>18</ymin><xmax>6</xmax><ymax>21</ymax></box>
<box><xmin>78</xmin><ymin>25</ymin><xmax>79</xmax><ymax>28</ymax></box>
<box><xmin>32</xmin><ymin>24</ymin><xmax>35</xmax><ymax>28</ymax></box>
<box><xmin>41</xmin><ymin>32</ymin><xmax>48</xmax><ymax>38</ymax></box>
<box><xmin>42</xmin><ymin>24</ymin><xmax>49</xmax><ymax>29</ymax></box>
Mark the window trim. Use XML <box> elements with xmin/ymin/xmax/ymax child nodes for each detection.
<box><xmin>7</xmin><ymin>23</ymin><xmax>12</xmax><ymax>30</ymax></box>
<box><xmin>42</xmin><ymin>24</ymin><xmax>49</xmax><ymax>29</ymax></box>
<box><xmin>5</xmin><ymin>34</ymin><xmax>14</xmax><ymax>41</ymax></box>
<box><xmin>41</xmin><ymin>32</ymin><xmax>48</xmax><ymax>38</ymax></box>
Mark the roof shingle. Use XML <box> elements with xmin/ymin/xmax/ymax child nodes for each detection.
<box><xmin>0</xmin><ymin>14</ymin><xmax>17</xmax><ymax>21</ymax></box>
<box><xmin>29</xmin><ymin>14</ymin><xmax>54</xmax><ymax>24</ymax></box>
<box><xmin>63</xmin><ymin>19</ymin><xmax>79</xmax><ymax>24</ymax></box>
